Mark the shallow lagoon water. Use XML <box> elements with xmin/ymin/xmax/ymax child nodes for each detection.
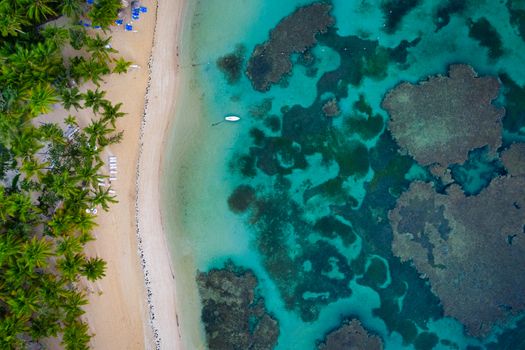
<box><xmin>168</xmin><ymin>0</ymin><xmax>525</xmax><ymax>349</ymax></box>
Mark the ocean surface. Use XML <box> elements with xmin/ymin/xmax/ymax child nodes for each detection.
<box><xmin>164</xmin><ymin>1</ymin><xmax>525</xmax><ymax>349</ymax></box>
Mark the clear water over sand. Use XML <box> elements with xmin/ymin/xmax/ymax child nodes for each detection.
<box><xmin>164</xmin><ymin>1</ymin><xmax>525</xmax><ymax>349</ymax></box>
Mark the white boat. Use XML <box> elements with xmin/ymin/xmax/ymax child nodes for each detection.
<box><xmin>225</xmin><ymin>115</ymin><xmax>240</xmax><ymax>122</ymax></box>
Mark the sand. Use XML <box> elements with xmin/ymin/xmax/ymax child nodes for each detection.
<box><xmin>77</xmin><ymin>0</ymin><xmax>187</xmax><ymax>349</ymax></box>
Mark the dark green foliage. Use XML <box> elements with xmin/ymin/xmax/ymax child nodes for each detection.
<box><xmin>468</xmin><ymin>17</ymin><xmax>504</xmax><ymax>59</ymax></box>
<box><xmin>381</xmin><ymin>0</ymin><xmax>421</xmax><ymax>33</ymax></box>
<box><xmin>217</xmin><ymin>44</ymin><xmax>246</xmax><ymax>84</ymax></box>
<box><xmin>0</xmin><ymin>1</ymin><xmax>126</xmax><ymax>348</ymax></box>
<box><xmin>227</xmin><ymin>185</ymin><xmax>256</xmax><ymax>213</ymax></box>
<box><xmin>87</xmin><ymin>0</ymin><xmax>122</xmax><ymax>29</ymax></box>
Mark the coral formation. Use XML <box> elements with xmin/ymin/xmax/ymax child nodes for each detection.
<box><xmin>321</xmin><ymin>98</ymin><xmax>341</xmax><ymax>117</ymax></box>
<box><xmin>197</xmin><ymin>262</ymin><xmax>279</xmax><ymax>350</ymax></box>
<box><xmin>381</xmin><ymin>0</ymin><xmax>421</xmax><ymax>33</ymax></box>
<box><xmin>501</xmin><ymin>143</ymin><xmax>525</xmax><ymax>176</ymax></box>
<box><xmin>434</xmin><ymin>0</ymin><xmax>467</xmax><ymax>32</ymax></box>
<box><xmin>246</xmin><ymin>3</ymin><xmax>334</xmax><ymax>91</ymax></box>
<box><xmin>216</xmin><ymin>44</ymin><xmax>246</xmax><ymax>84</ymax></box>
<box><xmin>382</xmin><ymin>64</ymin><xmax>504</xmax><ymax>167</ymax></box>
<box><xmin>390</xmin><ymin>178</ymin><xmax>525</xmax><ymax>336</ymax></box>
<box><xmin>227</xmin><ymin>185</ymin><xmax>256</xmax><ymax>213</ymax></box>
<box><xmin>467</xmin><ymin>17</ymin><xmax>504</xmax><ymax>59</ymax></box>
<box><xmin>317</xmin><ymin>319</ymin><xmax>383</xmax><ymax>350</ymax></box>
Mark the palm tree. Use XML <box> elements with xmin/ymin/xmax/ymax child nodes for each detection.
<box><xmin>20</xmin><ymin>157</ymin><xmax>46</xmax><ymax>181</ymax></box>
<box><xmin>0</xmin><ymin>315</ymin><xmax>27</xmax><ymax>349</ymax></box>
<box><xmin>84</xmin><ymin>119</ymin><xmax>114</xmax><ymax>146</ymax></box>
<box><xmin>59</xmin><ymin>0</ymin><xmax>83</xmax><ymax>18</ymax></box>
<box><xmin>6</xmin><ymin>289</ymin><xmax>40</xmax><ymax>319</ymax></box>
<box><xmin>40</xmin><ymin>26</ymin><xmax>69</xmax><ymax>49</ymax></box>
<box><xmin>87</xmin><ymin>0</ymin><xmax>122</xmax><ymax>29</ymax></box>
<box><xmin>62</xmin><ymin>290</ymin><xmax>88</xmax><ymax>322</ymax></box>
<box><xmin>82</xmin><ymin>89</ymin><xmax>106</xmax><ymax>113</ymax></box>
<box><xmin>101</xmin><ymin>101</ymin><xmax>125</xmax><ymax>127</ymax></box>
<box><xmin>61</xmin><ymin>320</ymin><xmax>90</xmax><ymax>350</ymax></box>
<box><xmin>85</xmin><ymin>34</ymin><xmax>116</xmax><ymax>62</ymax></box>
<box><xmin>22</xmin><ymin>236</ymin><xmax>52</xmax><ymax>270</ymax></box>
<box><xmin>61</xmin><ymin>87</ymin><xmax>82</xmax><ymax>111</ymax></box>
<box><xmin>64</xmin><ymin>115</ymin><xmax>78</xmax><ymax>127</ymax></box>
<box><xmin>0</xmin><ymin>12</ymin><xmax>26</xmax><ymax>37</ymax></box>
<box><xmin>10</xmin><ymin>128</ymin><xmax>43</xmax><ymax>158</ymax></box>
<box><xmin>24</xmin><ymin>84</ymin><xmax>59</xmax><ymax>116</ymax></box>
<box><xmin>90</xmin><ymin>186</ymin><xmax>117</xmax><ymax>211</ymax></box>
<box><xmin>57</xmin><ymin>253</ymin><xmax>84</xmax><ymax>281</ymax></box>
<box><xmin>26</xmin><ymin>0</ymin><xmax>57</xmax><ymax>22</ymax></box>
<box><xmin>81</xmin><ymin>256</ymin><xmax>106</xmax><ymax>281</ymax></box>
<box><xmin>47</xmin><ymin>211</ymin><xmax>74</xmax><ymax>237</ymax></box>
<box><xmin>112</xmin><ymin>57</ymin><xmax>132</xmax><ymax>74</ymax></box>
<box><xmin>56</xmin><ymin>236</ymin><xmax>83</xmax><ymax>256</ymax></box>
<box><xmin>73</xmin><ymin>212</ymin><xmax>97</xmax><ymax>235</ymax></box>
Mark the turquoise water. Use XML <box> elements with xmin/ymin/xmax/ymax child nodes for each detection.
<box><xmin>170</xmin><ymin>1</ymin><xmax>525</xmax><ymax>349</ymax></box>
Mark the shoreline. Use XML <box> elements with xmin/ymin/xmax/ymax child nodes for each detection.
<box><xmin>135</xmin><ymin>0</ymin><xmax>188</xmax><ymax>348</ymax></box>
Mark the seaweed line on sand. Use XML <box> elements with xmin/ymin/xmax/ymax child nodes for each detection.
<box><xmin>134</xmin><ymin>1</ymin><xmax>162</xmax><ymax>349</ymax></box>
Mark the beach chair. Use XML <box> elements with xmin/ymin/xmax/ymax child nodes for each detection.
<box><xmin>110</xmin><ymin>176</ymin><xmax>117</xmax><ymax>181</ymax></box>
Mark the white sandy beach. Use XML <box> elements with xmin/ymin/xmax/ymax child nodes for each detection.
<box><xmin>78</xmin><ymin>0</ymin><xmax>189</xmax><ymax>348</ymax></box>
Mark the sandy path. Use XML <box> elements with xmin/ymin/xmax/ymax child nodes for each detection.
<box><xmin>79</xmin><ymin>0</ymin><xmax>187</xmax><ymax>349</ymax></box>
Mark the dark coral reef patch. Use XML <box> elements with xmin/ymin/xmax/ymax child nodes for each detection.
<box><xmin>381</xmin><ymin>0</ymin><xmax>421</xmax><ymax>33</ymax></box>
<box><xmin>197</xmin><ymin>262</ymin><xmax>280</xmax><ymax>350</ymax></box>
<box><xmin>317</xmin><ymin>318</ymin><xmax>383</xmax><ymax>350</ymax></box>
<box><xmin>467</xmin><ymin>17</ymin><xmax>504</xmax><ymax>59</ymax></box>
<box><xmin>246</xmin><ymin>3</ymin><xmax>334</xmax><ymax>91</ymax></box>
<box><xmin>501</xmin><ymin>143</ymin><xmax>525</xmax><ymax>176</ymax></box>
<box><xmin>390</xmin><ymin>178</ymin><xmax>525</xmax><ymax>336</ymax></box>
<box><xmin>216</xmin><ymin>44</ymin><xmax>246</xmax><ymax>84</ymax></box>
<box><xmin>382</xmin><ymin>64</ymin><xmax>504</xmax><ymax>167</ymax></box>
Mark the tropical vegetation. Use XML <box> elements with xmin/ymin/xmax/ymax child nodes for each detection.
<box><xmin>0</xmin><ymin>0</ymin><xmax>127</xmax><ymax>348</ymax></box>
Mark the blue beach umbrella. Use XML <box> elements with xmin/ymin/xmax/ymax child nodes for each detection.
<box><xmin>125</xmin><ymin>23</ymin><xmax>133</xmax><ymax>31</ymax></box>
<box><xmin>140</xmin><ymin>6</ymin><xmax>148</xmax><ymax>13</ymax></box>
<box><xmin>86</xmin><ymin>0</ymin><xmax>94</xmax><ymax>4</ymax></box>
<box><xmin>115</xmin><ymin>19</ymin><xmax>123</xmax><ymax>25</ymax></box>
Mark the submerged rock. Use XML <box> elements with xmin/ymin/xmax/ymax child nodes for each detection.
<box><xmin>197</xmin><ymin>262</ymin><xmax>279</xmax><ymax>350</ymax></box>
<box><xmin>382</xmin><ymin>64</ymin><xmax>504</xmax><ymax>168</ymax></box>
<box><xmin>389</xmin><ymin>177</ymin><xmax>525</xmax><ymax>336</ymax></box>
<box><xmin>318</xmin><ymin>319</ymin><xmax>383</xmax><ymax>350</ymax></box>
<box><xmin>246</xmin><ymin>3</ymin><xmax>334</xmax><ymax>91</ymax></box>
